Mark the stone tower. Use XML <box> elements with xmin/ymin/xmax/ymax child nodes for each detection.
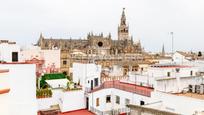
<box><xmin>118</xmin><ymin>8</ymin><xmax>129</xmax><ymax>41</ymax></box>
<box><xmin>37</xmin><ymin>33</ymin><xmax>44</xmax><ymax>48</ymax></box>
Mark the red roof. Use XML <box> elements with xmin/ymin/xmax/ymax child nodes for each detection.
<box><xmin>90</xmin><ymin>80</ymin><xmax>153</xmax><ymax>97</ymax></box>
<box><xmin>0</xmin><ymin>62</ymin><xmax>34</xmax><ymax>64</ymax></box>
<box><xmin>60</xmin><ymin>109</ymin><xmax>94</xmax><ymax>115</ymax></box>
<box><xmin>0</xmin><ymin>69</ymin><xmax>9</xmax><ymax>73</ymax></box>
<box><xmin>0</xmin><ymin>88</ymin><xmax>10</xmax><ymax>94</ymax></box>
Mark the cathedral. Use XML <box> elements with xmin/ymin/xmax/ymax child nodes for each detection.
<box><xmin>37</xmin><ymin>8</ymin><xmax>142</xmax><ymax>55</ymax></box>
<box><xmin>37</xmin><ymin>8</ymin><xmax>146</xmax><ymax>76</ymax></box>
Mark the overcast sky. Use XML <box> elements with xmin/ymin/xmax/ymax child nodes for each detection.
<box><xmin>0</xmin><ymin>0</ymin><xmax>204</xmax><ymax>52</ymax></box>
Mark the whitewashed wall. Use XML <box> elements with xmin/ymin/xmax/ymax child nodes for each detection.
<box><xmin>37</xmin><ymin>89</ymin><xmax>62</xmax><ymax>110</ymax></box>
<box><xmin>0</xmin><ymin>43</ymin><xmax>20</xmax><ymax>62</ymax></box>
<box><xmin>42</xmin><ymin>50</ymin><xmax>60</xmax><ymax>68</ymax></box>
<box><xmin>59</xmin><ymin>90</ymin><xmax>86</xmax><ymax>112</ymax></box>
<box><xmin>0</xmin><ymin>71</ymin><xmax>9</xmax><ymax>115</ymax></box>
<box><xmin>73</xmin><ymin>63</ymin><xmax>101</xmax><ymax>89</ymax></box>
<box><xmin>20</xmin><ymin>46</ymin><xmax>60</xmax><ymax>68</ymax></box>
<box><xmin>128</xmin><ymin>72</ymin><xmax>154</xmax><ymax>87</ymax></box>
<box><xmin>88</xmin><ymin>88</ymin><xmax>152</xmax><ymax>112</ymax></box>
<box><xmin>148</xmin><ymin>66</ymin><xmax>198</xmax><ymax>78</ymax></box>
<box><xmin>152</xmin><ymin>91</ymin><xmax>204</xmax><ymax>115</ymax></box>
<box><xmin>0</xmin><ymin>64</ymin><xmax>37</xmax><ymax>115</ymax></box>
<box><xmin>155</xmin><ymin>76</ymin><xmax>203</xmax><ymax>93</ymax></box>
<box><xmin>173</xmin><ymin>52</ymin><xmax>189</xmax><ymax>64</ymax></box>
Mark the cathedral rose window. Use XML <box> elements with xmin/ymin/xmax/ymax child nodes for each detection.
<box><xmin>98</xmin><ymin>41</ymin><xmax>103</xmax><ymax>47</ymax></box>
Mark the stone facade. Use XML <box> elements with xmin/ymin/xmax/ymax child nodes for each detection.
<box><xmin>37</xmin><ymin>8</ymin><xmax>142</xmax><ymax>55</ymax></box>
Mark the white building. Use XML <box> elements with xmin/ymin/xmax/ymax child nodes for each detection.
<box><xmin>36</xmin><ymin>61</ymin><xmax>204</xmax><ymax>115</ymax></box>
<box><xmin>146</xmin><ymin>91</ymin><xmax>204</xmax><ymax>115</ymax></box>
<box><xmin>20</xmin><ymin>45</ymin><xmax>60</xmax><ymax>69</ymax></box>
<box><xmin>0</xmin><ymin>40</ymin><xmax>20</xmax><ymax>62</ymax></box>
<box><xmin>0</xmin><ymin>69</ymin><xmax>10</xmax><ymax>115</ymax></box>
<box><xmin>87</xmin><ymin>80</ymin><xmax>153</xmax><ymax>114</ymax></box>
<box><xmin>128</xmin><ymin>64</ymin><xmax>202</xmax><ymax>93</ymax></box>
<box><xmin>0</xmin><ymin>63</ymin><xmax>37</xmax><ymax>115</ymax></box>
<box><xmin>72</xmin><ymin>63</ymin><xmax>101</xmax><ymax>90</ymax></box>
<box><xmin>37</xmin><ymin>79</ymin><xmax>86</xmax><ymax>113</ymax></box>
<box><xmin>173</xmin><ymin>51</ymin><xmax>195</xmax><ymax>64</ymax></box>
<box><xmin>37</xmin><ymin>63</ymin><xmax>102</xmax><ymax>113</ymax></box>
<box><xmin>129</xmin><ymin>91</ymin><xmax>204</xmax><ymax>115</ymax></box>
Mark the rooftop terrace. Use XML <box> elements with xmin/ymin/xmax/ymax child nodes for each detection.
<box><xmin>90</xmin><ymin>80</ymin><xmax>153</xmax><ymax>97</ymax></box>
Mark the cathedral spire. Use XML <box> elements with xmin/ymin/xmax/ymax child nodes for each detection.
<box><xmin>121</xmin><ymin>8</ymin><xmax>126</xmax><ymax>25</ymax></box>
<box><xmin>118</xmin><ymin>8</ymin><xmax>129</xmax><ymax>40</ymax></box>
<box><xmin>40</xmin><ymin>32</ymin><xmax>43</xmax><ymax>39</ymax></box>
<box><xmin>37</xmin><ymin>32</ymin><xmax>44</xmax><ymax>47</ymax></box>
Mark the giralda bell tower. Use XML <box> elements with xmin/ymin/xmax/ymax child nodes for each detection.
<box><xmin>118</xmin><ymin>8</ymin><xmax>130</xmax><ymax>41</ymax></box>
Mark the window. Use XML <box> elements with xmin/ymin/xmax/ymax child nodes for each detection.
<box><xmin>125</xmin><ymin>98</ymin><xmax>130</xmax><ymax>105</ymax></box>
<box><xmin>63</xmin><ymin>60</ymin><xmax>67</xmax><ymax>65</ymax></box>
<box><xmin>190</xmin><ymin>71</ymin><xmax>193</xmax><ymax>76</ymax></box>
<box><xmin>63</xmin><ymin>71</ymin><xmax>67</xmax><ymax>75</ymax></box>
<box><xmin>96</xmin><ymin>98</ymin><xmax>99</xmax><ymax>106</ymax></box>
<box><xmin>176</xmin><ymin>68</ymin><xmax>180</xmax><ymax>73</ymax></box>
<box><xmin>12</xmin><ymin>52</ymin><xmax>18</xmax><ymax>62</ymax></box>
<box><xmin>98</xmin><ymin>42</ymin><xmax>103</xmax><ymax>47</ymax></box>
<box><xmin>116</xmin><ymin>96</ymin><xmax>120</xmax><ymax>104</ymax></box>
<box><xmin>140</xmin><ymin>101</ymin><xmax>145</xmax><ymax>105</ymax></box>
<box><xmin>88</xmin><ymin>50</ymin><xmax>91</xmax><ymax>54</ymax></box>
<box><xmin>94</xmin><ymin>78</ymin><xmax>99</xmax><ymax>87</ymax></box>
<box><xmin>167</xmin><ymin>72</ymin><xmax>171</xmax><ymax>77</ymax></box>
<box><xmin>106</xmin><ymin>95</ymin><xmax>111</xmax><ymax>103</ymax></box>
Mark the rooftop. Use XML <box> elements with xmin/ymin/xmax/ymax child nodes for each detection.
<box><xmin>0</xmin><ymin>40</ymin><xmax>16</xmax><ymax>44</ymax></box>
<box><xmin>0</xmin><ymin>62</ymin><xmax>35</xmax><ymax>64</ymax></box>
<box><xmin>0</xmin><ymin>69</ymin><xmax>9</xmax><ymax>73</ymax></box>
<box><xmin>128</xmin><ymin>104</ymin><xmax>179</xmax><ymax>115</ymax></box>
<box><xmin>151</xmin><ymin>64</ymin><xmax>191</xmax><ymax>68</ymax></box>
<box><xmin>90</xmin><ymin>80</ymin><xmax>153</xmax><ymax>97</ymax></box>
<box><xmin>175</xmin><ymin>92</ymin><xmax>204</xmax><ymax>100</ymax></box>
<box><xmin>0</xmin><ymin>88</ymin><xmax>10</xmax><ymax>94</ymax></box>
<box><xmin>60</xmin><ymin>109</ymin><xmax>94</xmax><ymax>115</ymax></box>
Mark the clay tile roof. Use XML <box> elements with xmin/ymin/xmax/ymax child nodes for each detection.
<box><xmin>0</xmin><ymin>88</ymin><xmax>10</xmax><ymax>94</ymax></box>
<box><xmin>0</xmin><ymin>69</ymin><xmax>9</xmax><ymax>73</ymax></box>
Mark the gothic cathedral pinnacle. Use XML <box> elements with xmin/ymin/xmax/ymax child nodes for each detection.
<box><xmin>118</xmin><ymin>8</ymin><xmax>129</xmax><ymax>41</ymax></box>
